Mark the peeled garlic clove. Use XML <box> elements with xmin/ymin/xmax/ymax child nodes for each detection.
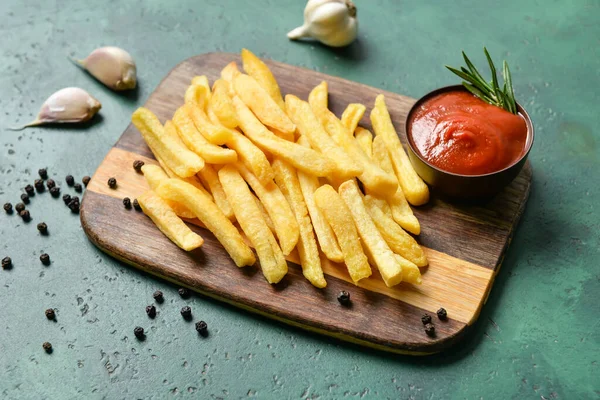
<box><xmin>10</xmin><ymin>87</ymin><xmax>101</xmax><ymax>130</ymax></box>
<box><xmin>74</xmin><ymin>46</ymin><xmax>137</xmax><ymax>91</ymax></box>
<box><xmin>288</xmin><ymin>0</ymin><xmax>358</xmax><ymax>47</ymax></box>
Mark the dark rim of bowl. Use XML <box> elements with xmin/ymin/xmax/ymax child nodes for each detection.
<box><xmin>405</xmin><ymin>85</ymin><xmax>535</xmax><ymax>178</ymax></box>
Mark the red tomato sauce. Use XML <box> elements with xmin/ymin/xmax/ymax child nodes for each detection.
<box><xmin>408</xmin><ymin>91</ymin><xmax>528</xmax><ymax>175</ymax></box>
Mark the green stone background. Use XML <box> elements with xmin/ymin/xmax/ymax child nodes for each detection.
<box><xmin>0</xmin><ymin>0</ymin><xmax>598</xmax><ymax>398</ymax></box>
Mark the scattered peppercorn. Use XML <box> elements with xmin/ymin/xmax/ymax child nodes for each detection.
<box><xmin>1</xmin><ymin>257</ymin><xmax>12</xmax><ymax>270</ymax></box>
<box><xmin>4</xmin><ymin>203</ymin><xmax>13</xmax><ymax>214</ymax></box>
<box><xmin>40</xmin><ymin>253</ymin><xmax>50</xmax><ymax>266</ymax></box>
<box><xmin>437</xmin><ymin>308</ymin><xmax>447</xmax><ymax>320</ymax></box>
<box><xmin>74</xmin><ymin>183</ymin><xmax>82</xmax><ymax>193</ymax></box>
<box><xmin>42</xmin><ymin>342</ymin><xmax>53</xmax><ymax>353</ymax></box>
<box><xmin>20</xmin><ymin>193</ymin><xmax>30</xmax><ymax>204</ymax></box>
<box><xmin>134</xmin><ymin>326</ymin><xmax>145</xmax><ymax>340</ymax></box>
<box><xmin>45</xmin><ymin>308</ymin><xmax>55</xmax><ymax>320</ymax></box>
<box><xmin>82</xmin><ymin>176</ymin><xmax>91</xmax><ymax>187</ymax></box>
<box><xmin>20</xmin><ymin>209</ymin><xmax>31</xmax><ymax>222</ymax></box>
<box><xmin>337</xmin><ymin>290</ymin><xmax>351</xmax><ymax>305</ymax></box>
<box><xmin>37</xmin><ymin>222</ymin><xmax>48</xmax><ymax>235</ymax></box>
<box><xmin>133</xmin><ymin>160</ymin><xmax>145</xmax><ymax>172</ymax></box>
<box><xmin>68</xmin><ymin>199</ymin><xmax>80</xmax><ymax>213</ymax></box>
<box><xmin>153</xmin><ymin>290</ymin><xmax>164</xmax><ymax>303</ymax></box>
<box><xmin>34</xmin><ymin>179</ymin><xmax>45</xmax><ymax>192</ymax></box>
<box><xmin>421</xmin><ymin>314</ymin><xmax>432</xmax><ymax>325</ymax></box>
<box><xmin>62</xmin><ymin>194</ymin><xmax>71</xmax><ymax>205</ymax></box>
<box><xmin>425</xmin><ymin>323</ymin><xmax>436</xmax><ymax>337</ymax></box>
<box><xmin>180</xmin><ymin>306</ymin><xmax>192</xmax><ymax>320</ymax></box>
<box><xmin>107</xmin><ymin>177</ymin><xmax>117</xmax><ymax>189</ymax></box>
<box><xmin>133</xmin><ymin>199</ymin><xmax>141</xmax><ymax>211</ymax></box>
<box><xmin>25</xmin><ymin>184</ymin><xmax>35</xmax><ymax>196</ymax></box>
<box><xmin>195</xmin><ymin>321</ymin><xmax>208</xmax><ymax>336</ymax></box>
<box><xmin>65</xmin><ymin>175</ymin><xmax>75</xmax><ymax>186</ymax></box>
<box><xmin>71</xmin><ymin>196</ymin><xmax>80</xmax><ymax>203</ymax></box>
<box><xmin>46</xmin><ymin>179</ymin><xmax>56</xmax><ymax>190</ymax></box>
<box><xmin>15</xmin><ymin>203</ymin><xmax>25</xmax><ymax>213</ymax></box>
<box><xmin>38</xmin><ymin>168</ymin><xmax>48</xmax><ymax>179</ymax></box>
<box><xmin>123</xmin><ymin>197</ymin><xmax>131</xmax><ymax>209</ymax></box>
<box><xmin>50</xmin><ymin>186</ymin><xmax>60</xmax><ymax>198</ymax></box>
<box><xmin>178</xmin><ymin>287</ymin><xmax>190</xmax><ymax>299</ymax></box>
<box><xmin>146</xmin><ymin>305</ymin><xmax>157</xmax><ymax>319</ymax></box>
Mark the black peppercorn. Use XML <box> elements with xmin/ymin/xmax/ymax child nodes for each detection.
<box><xmin>134</xmin><ymin>326</ymin><xmax>145</xmax><ymax>340</ymax></box>
<box><xmin>45</xmin><ymin>308</ymin><xmax>55</xmax><ymax>320</ymax></box>
<box><xmin>133</xmin><ymin>160</ymin><xmax>145</xmax><ymax>172</ymax></box>
<box><xmin>337</xmin><ymin>290</ymin><xmax>351</xmax><ymax>305</ymax></box>
<box><xmin>425</xmin><ymin>323</ymin><xmax>436</xmax><ymax>337</ymax></box>
<box><xmin>38</xmin><ymin>168</ymin><xmax>48</xmax><ymax>179</ymax></box>
<box><xmin>46</xmin><ymin>179</ymin><xmax>56</xmax><ymax>190</ymax></box>
<box><xmin>123</xmin><ymin>197</ymin><xmax>131</xmax><ymax>209</ymax></box>
<box><xmin>50</xmin><ymin>186</ymin><xmax>60</xmax><ymax>198</ymax></box>
<box><xmin>65</xmin><ymin>175</ymin><xmax>75</xmax><ymax>186</ymax></box>
<box><xmin>25</xmin><ymin>184</ymin><xmax>35</xmax><ymax>196</ymax></box>
<box><xmin>20</xmin><ymin>193</ymin><xmax>30</xmax><ymax>204</ymax></box>
<box><xmin>71</xmin><ymin>196</ymin><xmax>80</xmax><ymax>203</ymax></box>
<box><xmin>15</xmin><ymin>203</ymin><xmax>25</xmax><ymax>213</ymax></box>
<box><xmin>37</xmin><ymin>222</ymin><xmax>48</xmax><ymax>235</ymax></box>
<box><xmin>19</xmin><ymin>209</ymin><xmax>31</xmax><ymax>222</ymax></box>
<box><xmin>1</xmin><ymin>257</ymin><xmax>12</xmax><ymax>270</ymax></box>
<box><xmin>195</xmin><ymin>321</ymin><xmax>208</xmax><ymax>336</ymax></box>
<box><xmin>421</xmin><ymin>314</ymin><xmax>432</xmax><ymax>325</ymax></box>
<box><xmin>42</xmin><ymin>342</ymin><xmax>53</xmax><ymax>353</ymax></box>
<box><xmin>68</xmin><ymin>199</ymin><xmax>80</xmax><ymax>213</ymax></box>
<box><xmin>437</xmin><ymin>308</ymin><xmax>447</xmax><ymax>320</ymax></box>
<box><xmin>3</xmin><ymin>203</ymin><xmax>13</xmax><ymax>214</ymax></box>
<box><xmin>62</xmin><ymin>194</ymin><xmax>72</xmax><ymax>205</ymax></box>
<box><xmin>133</xmin><ymin>199</ymin><xmax>141</xmax><ymax>211</ymax></box>
<box><xmin>82</xmin><ymin>176</ymin><xmax>91</xmax><ymax>187</ymax></box>
<box><xmin>74</xmin><ymin>183</ymin><xmax>82</xmax><ymax>193</ymax></box>
<box><xmin>180</xmin><ymin>306</ymin><xmax>192</xmax><ymax>320</ymax></box>
<box><xmin>153</xmin><ymin>290</ymin><xmax>164</xmax><ymax>303</ymax></box>
<box><xmin>146</xmin><ymin>305</ymin><xmax>157</xmax><ymax>319</ymax></box>
<box><xmin>107</xmin><ymin>177</ymin><xmax>117</xmax><ymax>189</ymax></box>
<box><xmin>40</xmin><ymin>253</ymin><xmax>50</xmax><ymax>265</ymax></box>
<box><xmin>34</xmin><ymin>179</ymin><xmax>45</xmax><ymax>192</ymax></box>
<box><xmin>178</xmin><ymin>287</ymin><xmax>190</xmax><ymax>298</ymax></box>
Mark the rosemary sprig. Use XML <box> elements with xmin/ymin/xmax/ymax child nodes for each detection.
<box><xmin>445</xmin><ymin>48</ymin><xmax>518</xmax><ymax>114</ymax></box>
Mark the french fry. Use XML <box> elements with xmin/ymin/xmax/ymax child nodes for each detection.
<box><xmin>253</xmin><ymin>193</ymin><xmax>276</xmax><ymax>234</ymax></box>
<box><xmin>163</xmin><ymin>120</ymin><xmax>187</xmax><ymax>147</ymax></box>
<box><xmin>234</xmin><ymin>74</ymin><xmax>296</xmax><ymax>136</ymax></box>
<box><xmin>232</xmin><ymin>96</ymin><xmax>336</xmax><ymax>177</ymax></box>
<box><xmin>285</xmin><ymin>95</ymin><xmax>362</xmax><ymax>178</ymax></box>
<box><xmin>272</xmin><ymin>158</ymin><xmax>327</xmax><ymax>288</ymax></box>
<box><xmin>314</xmin><ymin>185</ymin><xmax>372</xmax><ymax>284</ymax></box>
<box><xmin>221</xmin><ymin>61</ymin><xmax>241</xmax><ymax>84</ymax></box>
<box><xmin>197</xmin><ymin>164</ymin><xmax>234</xmax><ymax>220</ymax></box>
<box><xmin>235</xmin><ymin>162</ymin><xmax>299</xmax><ymax>256</ymax></box>
<box><xmin>308</xmin><ymin>81</ymin><xmax>328</xmax><ymax>114</ymax></box>
<box><xmin>156</xmin><ymin>179</ymin><xmax>255</xmax><ymax>268</ymax></box>
<box><xmin>371</xmin><ymin>94</ymin><xmax>429</xmax><ymax>205</ymax></box>
<box><xmin>184</xmin><ymin>85</ymin><xmax>233</xmax><ymax>145</ymax></box>
<box><xmin>338</xmin><ymin>180</ymin><xmax>403</xmax><ymax>287</ymax></box>
<box><xmin>154</xmin><ymin>154</ymin><xmax>213</xmax><ymax>200</ymax></box>
<box><xmin>395</xmin><ymin>254</ymin><xmax>422</xmax><ymax>285</ymax></box>
<box><xmin>137</xmin><ymin>190</ymin><xmax>203</xmax><ymax>251</ymax></box>
<box><xmin>141</xmin><ymin>164</ymin><xmax>195</xmax><ymax>219</ymax></box>
<box><xmin>132</xmin><ymin>107</ymin><xmax>204</xmax><ymax>178</ymax></box>
<box><xmin>341</xmin><ymin>103</ymin><xmax>366</xmax><ymax>135</ymax></box>
<box><xmin>368</xmin><ymin>195</ymin><xmax>393</xmax><ymax>218</ymax></box>
<box><xmin>371</xmin><ymin>135</ymin><xmax>420</xmax><ymax>234</ymax></box>
<box><xmin>191</xmin><ymin>75</ymin><xmax>211</xmax><ymax>100</ymax></box>
<box><xmin>363</xmin><ymin>195</ymin><xmax>427</xmax><ymax>267</ymax></box>
<box><xmin>173</xmin><ymin>104</ymin><xmax>237</xmax><ymax>164</ymax></box>
<box><xmin>218</xmin><ymin>165</ymin><xmax>287</xmax><ymax>283</ymax></box>
<box><xmin>210</xmin><ymin>79</ymin><xmax>238</xmax><ymax>128</ymax></box>
<box><xmin>241</xmin><ymin>48</ymin><xmax>285</xmax><ymax>110</ymax></box>
<box><xmin>297</xmin><ymin>136</ymin><xmax>343</xmax><ymax>263</ymax></box>
<box><xmin>354</xmin><ymin>127</ymin><xmax>373</xmax><ymax>159</ymax></box>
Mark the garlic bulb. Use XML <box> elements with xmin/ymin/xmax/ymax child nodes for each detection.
<box><xmin>10</xmin><ymin>88</ymin><xmax>101</xmax><ymax>130</ymax></box>
<box><xmin>73</xmin><ymin>46</ymin><xmax>137</xmax><ymax>91</ymax></box>
<box><xmin>287</xmin><ymin>0</ymin><xmax>358</xmax><ymax>47</ymax></box>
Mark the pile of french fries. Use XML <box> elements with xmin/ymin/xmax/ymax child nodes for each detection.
<box><xmin>132</xmin><ymin>49</ymin><xmax>430</xmax><ymax>289</ymax></box>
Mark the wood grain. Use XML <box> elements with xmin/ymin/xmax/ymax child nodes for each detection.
<box><xmin>81</xmin><ymin>52</ymin><xmax>531</xmax><ymax>354</ymax></box>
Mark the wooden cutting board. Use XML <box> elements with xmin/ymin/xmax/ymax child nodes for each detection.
<box><xmin>81</xmin><ymin>52</ymin><xmax>531</xmax><ymax>355</ymax></box>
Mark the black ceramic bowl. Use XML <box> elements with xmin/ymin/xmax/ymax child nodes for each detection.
<box><xmin>405</xmin><ymin>85</ymin><xmax>534</xmax><ymax>199</ymax></box>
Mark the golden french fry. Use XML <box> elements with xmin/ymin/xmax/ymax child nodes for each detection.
<box><xmin>156</xmin><ymin>179</ymin><xmax>255</xmax><ymax>268</ymax></box>
<box><xmin>141</xmin><ymin>164</ymin><xmax>195</xmax><ymax>219</ymax></box>
<box><xmin>297</xmin><ymin>136</ymin><xmax>344</xmax><ymax>263</ymax></box>
<box><xmin>191</xmin><ymin>75</ymin><xmax>211</xmax><ymax>99</ymax></box>
<box><xmin>272</xmin><ymin>158</ymin><xmax>327</xmax><ymax>288</ymax></box>
<box><xmin>173</xmin><ymin>104</ymin><xmax>237</xmax><ymax>163</ymax></box>
<box><xmin>232</xmin><ymin>96</ymin><xmax>336</xmax><ymax>176</ymax></box>
<box><xmin>221</xmin><ymin>61</ymin><xmax>241</xmax><ymax>84</ymax></box>
<box><xmin>363</xmin><ymin>195</ymin><xmax>427</xmax><ymax>267</ymax></box>
<box><xmin>184</xmin><ymin>84</ymin><xmax>208</xmax><ymax>110</ymax></box>
<box><xmin>234</xmin><ymin>74</ymin><xmax>296</xmax><ymax>136</ymax></box>
<box><xmin>394</xmin><ymin>254</ymin><xmax>422</xmax><ymax>285</ymax></box>
<box><xmin>210</xmin><ymin>79</ymin><xmax>238</xmax><ymax>128</ymax></box>
<box><xmin>184</xmin><ymin>86</ymin><xmax>233</xmax><ymax>145</ymax></box>
<box><xmin>371</xmin><ymin>94</ymin><xmax>429</xmax><ymax>205</ymax></box>
<box><xmin>218</xmin><ymin>165</ymin><xmax>287</xmax><ymax>283</ymax></box>
<box><xmin>314</xmin><ymin>185</ymin><xmax>372</xmax><ymax>284</ymax></box>
<box><xmin>241</xmin><ymin>48</ymin><xmax>285</xmax><ymax>110</ymax></box>
<box><xmin>354</xmin><ymin>127</ymin><xmax>373</xmax><ymax>159</ymax></box>
<box><xmin>341</xmin><ymin>103</ymin><xmax>366</xmax><ymax>134</ymax></box>
<box><xmin>338</xmin><ymin>180</ymin><xmax>403</xmax><ymax>287</ymax></box>
<box><xmin>369</xmin><ymin>195</ymin><xmax>393</xmax><ymax>218</ymax></box>
<box><xmin>371</xmin><ymin>135</ymin><xmax>420</xmax><ymax>234</ymax></box>
<box><xmin>236</xmin><ymin>162</ymin><xmax>299</xmax><ymax>256</ymax></box>
<box><xmin>285</xmin><ymin>95</ymin><xmax>362</xmax><ymax>178</ymax></box>
<box><xmin>132</xmin><ymin>107</ymin><xmax>204</xmax><ymax>178</ymax></box>
<box><xmin>197</xmin><ymin>164</ymin><xmax>234</xmax><ymax>220</ymax></box>
<box><xmin>253</xmin><ymin>193</ymin><xmax>276</xmax><ymax>234</ymax></box>
<box><xmin>137</xmin><ymin>190</ymin><xmax>204</xmax><ymax>251</ymax></box>
<box><xmin>308</xmin><ymin>81</ymin><xmax>328</xmax><ymax>113</ymax></box>
<box><xmin>154</xmin><ymin>153</ymin><xmax>214</xmax><ymax>201</ymax></box>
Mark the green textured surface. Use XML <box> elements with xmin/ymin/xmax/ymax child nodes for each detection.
<box><xmin>1</xmin><ymin>0</ymin><xmax>598</xmax><ymax>398</ymax></box>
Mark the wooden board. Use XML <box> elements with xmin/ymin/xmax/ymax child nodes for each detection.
<box><xmin>80</xmin><ymin>52</ymin><xmax>532</xmax><ymax>355</ymax></box>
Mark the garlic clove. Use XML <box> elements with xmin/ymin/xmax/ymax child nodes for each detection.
<box><xmin>288</xmin><ymin>0</ymin><xmax>358</xmax><ymax>47</ymax></box>
<box><xmin>10</xmin><ymin>87</ymin><xmax>101</xmax><ymax>130</ymax></box>
<box><xmin>73</xmin><ymin>46</ymin><xmax>137</xmax><ymax>91</ymax></box>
